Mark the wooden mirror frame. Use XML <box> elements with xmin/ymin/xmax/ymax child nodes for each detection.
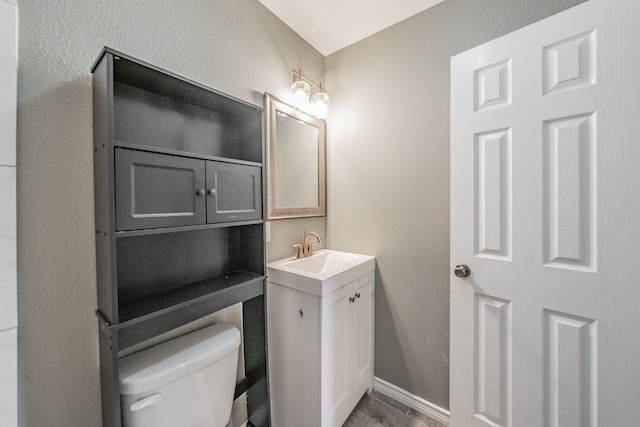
<box><xmin>265</xmin><ymin>93</ymin><xmax>326</xmax><ymax>219</ymax></box>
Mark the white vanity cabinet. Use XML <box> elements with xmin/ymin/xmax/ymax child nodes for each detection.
<box><xmin>267</xmin><ymin>269</ymin><xmax>375</xmax><ymax>427</ymax></box>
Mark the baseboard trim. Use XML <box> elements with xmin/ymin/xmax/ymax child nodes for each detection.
<box><xmin>372</xmin><ymin>377</ymin><xmax>450</xmax><ymax>426</ymax></box>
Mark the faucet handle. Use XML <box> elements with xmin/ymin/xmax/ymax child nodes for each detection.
<box><xmin>292</xmin><ymin>244</ymin><xmax>304</xmax><ymax>259</ymax></box>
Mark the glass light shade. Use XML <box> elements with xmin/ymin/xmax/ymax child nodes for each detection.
<box><xmin>290</xmin><ymin>80</ymin><xmax>310</xmax><ymax>110</ymax></box>
<box><xmin>311</xmin><ymin>92</ymin><xmax>330</xmax><ymax>120</ymax></box>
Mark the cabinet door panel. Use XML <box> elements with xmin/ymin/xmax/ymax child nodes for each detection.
<box><xmin>206</xmin><ymin>161</ymin><xmax>262</xmax><ymax>223</ymax></box>
<box><xmin>322</xmin><ymin>284</ymin><xmax>352</xmax><ymax>427</ymax></box>
<box><xmin>267</xmin><ymin>282</ymin><xmax>320</xmax><ymax>427</ymax></box>
<box><xmin>115</xmin><ymin>148</ymin><xmax>206</xmax><ymax>231</ymax></box>
<box><xmin>352</xmin><ymin>271</ymin><xmax>375</xmax><ymax>398</ymax></box>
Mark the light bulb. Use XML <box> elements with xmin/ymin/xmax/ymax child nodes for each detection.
<box><xmin>290</xmin><ymin>80</ymin><xmax>310</xmax><ymax>110</ymax></box>
<box><xmin>311</xmin><ymin>92</ymin><xmax>330</xmax><ymax>120</ymax></box>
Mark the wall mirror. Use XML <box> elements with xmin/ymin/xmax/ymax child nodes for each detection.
<box><xmin>265</xmin><ymin>93</ymin><xmax>326</xmax><ymax>219</ymax></box>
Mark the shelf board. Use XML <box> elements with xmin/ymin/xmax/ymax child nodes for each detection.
<box><xmin>118</xmin><ymin>270</ymin><xmax>264</xmax><ymax>326</ymax></box>
<box><xmin>111</xmin><ymin>271</ymin><xmax>266</xmax><ymax>349</ymax></box>
<box><xmin>114</xmin><ymin>141</ymin><xmax>263</xmax><ymax>168</ymax></box>
<box><xmin>92</xmin><ymin>47</ymin><xmax>262</xmax><ymax>116</ymax></box>
<box><xmin>115</xmin><ymin>219</ymin><xmax>264</xmax><ymax>238</ymax></box>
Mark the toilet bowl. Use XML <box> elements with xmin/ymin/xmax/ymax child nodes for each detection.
<box><xmin>119</xmin><ymin>322</ymin><xmax>241</xmax><ymax>427</ymax></box>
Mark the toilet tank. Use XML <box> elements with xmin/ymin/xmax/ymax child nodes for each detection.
<box><xmin>119</xmin><ymin>322</ymin><xmax>241</xmax><ymax>427</ymax></box>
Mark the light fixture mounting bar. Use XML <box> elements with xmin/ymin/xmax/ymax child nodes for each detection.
<box><xmin>292</xmin><ymin>69</ymin><xmax>327</xmax><ymax>93</ymax></box>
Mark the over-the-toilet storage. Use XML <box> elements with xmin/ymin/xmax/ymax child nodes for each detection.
<box><xmin>92</xmin><ymin>47</ymin><xmax>269</xmax><ymax>427</ymax></box>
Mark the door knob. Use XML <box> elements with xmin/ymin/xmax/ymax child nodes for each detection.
<box><xmin>454</xmin><ymin>264</ymin><xmax>471</xmax><ymax>278</ymax></box>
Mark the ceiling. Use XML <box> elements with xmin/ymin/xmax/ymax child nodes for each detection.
<box><xmin>258</xmin><ymin>0</ymin><xmax>446</xmax><ymax>56</ymax></box>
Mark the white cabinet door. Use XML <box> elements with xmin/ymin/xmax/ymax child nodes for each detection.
<box><xmin>321</xmin><ymin>272</ymin><xmax>375</xmax><ymax>427</ymax></box>
<box><xmin>321</xmin><ymin>281</ymin><xmax>352</xmax><ymax>427</ymax></box>
<box><xmin>451</xmin><ymin>1</ymin><xmax>640</xmax><ymax>426</ymax></box>
<box><xmin>350</xmin><ymin>271</ymin><xmax>375</xmax><ymax>401</ymax></box>
<box><xmin>266</xmin><ymin>282</ymin><xmax>320</xmax><ymax>427</ymax></box>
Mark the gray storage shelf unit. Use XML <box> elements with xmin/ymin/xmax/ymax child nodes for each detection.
<box><xmin>92</xmin><ymin>47</ymin><xmax>269</xmax><ymax>427</ymax></box>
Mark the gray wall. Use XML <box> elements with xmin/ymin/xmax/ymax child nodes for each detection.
<box><xmin>17</xmin><ymin>1</ymin><xmax>323</xmax><ymax>425</ymax></box>
<box><xmin>325</xmin><ymin>0</ymin><xmax>586</xmax><ymax>410</ymax></box>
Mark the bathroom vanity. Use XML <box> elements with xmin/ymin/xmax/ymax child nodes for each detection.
<box><xmin>267</xmin><ymin>250</ymin><xmax>375</xmax><ymax>427</ymax></box>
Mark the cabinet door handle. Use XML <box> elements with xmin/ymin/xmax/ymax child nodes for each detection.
<box><xmin>349</xmin><ymin>297</ymin><xmax>355</xmax><ymax>303</ymax></box>
<box><xmin>355</xmin><ymin>292</ymin><xmax>361</xmax><ymax>299</ymax></box>
<box><xmin>298</xmin><ymin>309</ymin><xmax>304</xmax><ymax>318</ymax></box>
<box><xmin>209</xmin><ymin>188</ymin><xmax>216</xmax><ymax>196</ymax></box>
<box><xmin>196</xmin><ymin>188</ymin><xmax>205</xmax><ymax>196</ymax></box>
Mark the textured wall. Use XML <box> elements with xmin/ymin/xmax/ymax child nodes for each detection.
<box><xmin>325</xmin><ymin>0</ymin><xmax>586</xmax><ymax>410</ymax></box>
<box><xmin>16</xmin><ymin>1</ymin><xmax>323</xmax><ymax>425</ymax></box>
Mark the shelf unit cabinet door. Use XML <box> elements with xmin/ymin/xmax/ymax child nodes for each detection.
<box><xmin>350</xmin><ymin>271</ymin><xmax>375</xmax><ymax>401</ymax></box>
<box><xmin>321</xmin><ymin>282</ymin><xmax>353</xmax><ymax>427</ymax></box>
<box><xmin>115</xmin><ymin>148</ymin><xmax>206</xmax><ymax>231</ymax></box>
<box><xmin>206</xmin><ymin>161</ymin><xmax>262</xmax><ymax>223</ymax></box>
<box><xmin>266</xmin><ymin>282</ymin><xmax>320</xmax><ymax>427</ymax></box>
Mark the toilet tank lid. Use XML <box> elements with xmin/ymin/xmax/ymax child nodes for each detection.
<box><xmin>119</xmin><ymin>322</ymin><xmax>241</xmax><ymax>395</ymax></box>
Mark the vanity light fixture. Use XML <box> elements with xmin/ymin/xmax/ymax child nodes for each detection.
<box><xmin>290</xmin><ymin>79</ymin><xmax>310</xmax><ymax>110</ymax></box>
<box><xmin>291</xmin><ymin>69</ymin><xmax>330</xmax><ymax>120</ymax></box>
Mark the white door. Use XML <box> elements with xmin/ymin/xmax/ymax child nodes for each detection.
<box><xmin>451</xmin><ymin>1</ymin><xmax>640</xmax><ymax>426</ymax></box>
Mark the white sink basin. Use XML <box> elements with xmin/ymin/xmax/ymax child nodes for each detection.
<box><xmin>267</xmin><ymin>249</ymin><xmax>375</xmax><ymax>296</ymax></box>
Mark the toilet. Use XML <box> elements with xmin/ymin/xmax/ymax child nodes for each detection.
<box><xmin>119</xmin><ymin>322</ymin><xmax>241</xmax><ymax>427</ymax></box>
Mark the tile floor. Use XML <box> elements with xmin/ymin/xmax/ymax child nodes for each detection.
<box><xmin>343</xmin><ymin>390</ymin><xmax>447</xmax><ymax>427</ymax></box>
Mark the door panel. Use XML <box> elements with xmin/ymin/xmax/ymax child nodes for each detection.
<box><xmin>542</xmin><ymin>113</ymin><xmax>595</xmax><ymax>271</ymax></box>
<box><xmin>266</xmin><ymin>282</ymin><xmax>320</xmax><ymax>427</ymax></box>
<box><xmin>474</xmin><ymin>129</ymin><xmax>512</xmax><ymax>260</ymax></box>
<box><xmin>205</xmin><ymin>161</ymin><xmax>262</xmax><ymax>223</ymax></box>
<box><xmin>115</xmin><ymin>148</ymin><xmax>205</xmax><ymax>231</ymax></box>
<box><xmin>451</xmin><ymin>1</ymin><xmax>640</xmax><ymax>426</ymax></box>
<box><xmin>474</xmin><ymin>294</ymin><xmax>511</xmax><ymax>427</ymax></box>
<box><xmin>352</xmin><ymin>271</ymin><xmax>375</xmax><ymax>398</ymax></box>
<box><xmin>322</xmin><ymin>285</ymin><xmax>351</xmax><ymax>427</ymax></box>
<box><xmin>543</xmin><ymin>310</ymin><xmax>596</xmax><ymax>427</ymax></box>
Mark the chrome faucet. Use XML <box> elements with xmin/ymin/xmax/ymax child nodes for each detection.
<box><xmin>293</xmin><ymin>231</ymin><xmax>323</xmax><ymax>259</ymax></box>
